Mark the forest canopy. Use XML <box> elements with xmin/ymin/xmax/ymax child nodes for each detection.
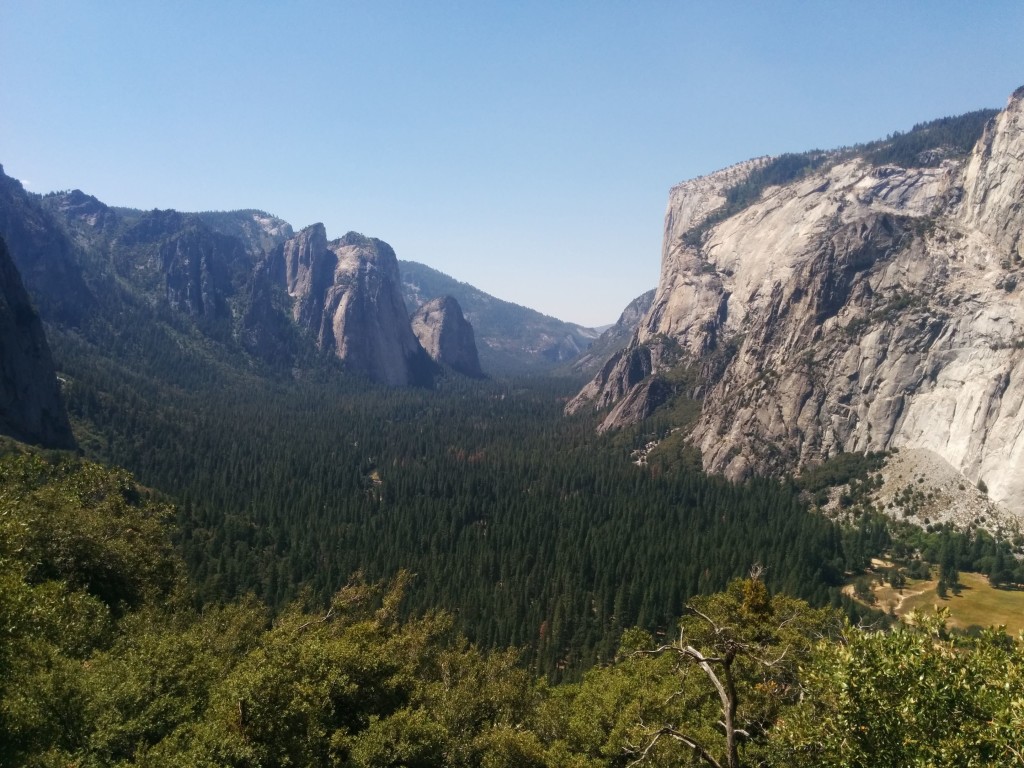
<box><xmin>2</xmin><ymin>448</ymin><xmax>1023</xmax><ymax>767</ymax></box>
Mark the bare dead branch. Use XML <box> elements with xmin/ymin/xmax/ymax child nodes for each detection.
<box><xmin>295</xmin><ymin>607</ymin><xmax>334</xmax><ymax>632</ymax></box>
<box><xmin>626</xmin><ymin>727</ymin><xmax>724</xmax><ymax>768</ymax></box>
<box><xmin>751</xmin><ymin>645</ymin><xmax>790</xmax><ymax>667</ymax></box>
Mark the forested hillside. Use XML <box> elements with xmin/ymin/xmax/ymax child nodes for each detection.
<box><xmin>3</xmin><ymin>447</ymin><xmax>1022</xmax><ymax>767</ymax></box>
<box><xmin>0</xmin><ymin>157</ymin><xmax>893</xmax><ymax>680</ymax></box>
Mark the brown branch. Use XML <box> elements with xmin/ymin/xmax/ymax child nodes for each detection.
<box><xmin>1006</xmin><ymin>741</ymin><xmax>1024</xmax><ymax>765</ymax></box>
<box><xmin>688</xmin><ymin>606</ymin><xmax>734</xmax><ymax>636</ymax></box>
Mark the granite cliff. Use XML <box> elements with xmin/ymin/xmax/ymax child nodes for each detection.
<box><xmin>570</xmin><ymin>87</ymin><xmax>1024</xmax><ymax>516</ymax></box>
<box><xmin>410</xmin><ymin>296</ymin><xmax>483</xmax><ymax>378</ymax></box>
<box><xmin>269</xmin><ymin>228</ymin><xmax>434</xmax><ymax>386</ymax></box>
<box><xmin>569</xmin><ymin>288</ymin><xmax>656</xmax><ymax>378</ymax></box>
<box><xmin>0</xmin><ymin>174</ymin><xmax>439</xmax><ymax>386</ymax></box>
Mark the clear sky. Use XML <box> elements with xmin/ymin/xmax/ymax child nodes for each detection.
<box><xmin>2</xmin><ymin>2</ymin><xmax>1023</xmax><ymax>326</ymax></box>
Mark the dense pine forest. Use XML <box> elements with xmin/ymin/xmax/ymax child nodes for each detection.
<box><xmin>51</xmin><ymin>317</ymin><xmax>863</xmax><ymax>677</ymax></box>
<box><xmin>3</xmin><ymin>446</ymin><xmax>1022</xmax><ymax>767</ymax></box>
<box><xmin>37</xmin><ymin>263</ymin><xmax>1023</xmax><ymax>684</ymax></box>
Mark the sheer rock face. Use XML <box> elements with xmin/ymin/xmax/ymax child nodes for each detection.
<box><xmin>272</xmin><ymin>222</ymin><xmax>334</xmax><ymax>331</ymax></box>
<box><xmin>614</xmin><ymin>289</ymin><xmax>657</xmax><ymax>331</ymax></box>
<box><xmin>111</xmin><ymin>211</ymin><xmax>253</xmax><ymax>327</ymax></box>
<box><xmin>272</xmin><ymin>228</ymin><xmax>433</xmax><ymax>386</ymax></box>
<box><xmin>0</xmin><ymin>170</ymin><xmax>94</xmax><ymax>326</ymax></box>
<box><xmin>571</xmin><ymin>88</ymin><xmax>1024</xmax><ymax>516</ymax></box>
<box><xmin>159</xmin><ymin>227</ymin><xmax>250</xmax><ymax>321</ymax></box>
<box><xmin>0</xmin><ymin>236</ymin><xmax>75</xmax><ymax>449</ymax></box>
<box><xmin>410</xmin><ymin>296</ymin><xmax>483</xmax><ymax>378</ymax></box>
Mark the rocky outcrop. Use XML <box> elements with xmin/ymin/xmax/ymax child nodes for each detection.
<box><xmin>571</xmin><ymin>87</ymin><xmax>1024</xmax><ymax>517</ymax></box>
<box><xmin>959</xmin><ymin>86</ymin><xmax>1024</xmax><ymax>262</ymax></box>
<box><xmin>47</xmin><ymin>189</ymin><xmax>120</xmax><ymax>236</ymax></box>
<box><xmin>159</xmin><ymin>226</ymin><xmax>250</xmax><ymax>323</ymax></box>
<box><xmin>568</xmin><ymin>336</ymin><xmax>678</xmax><ymax>415</ymax></box>
<box><xmin>197</xmin><ymin>210</ymin><xmax>294</xmax><ymax>257</ymax></box>
<box><xmin>570</xmin><ymin>289</ymin><xmax>655</xmax><ymax>377</ymax></box>
<box><xmin>0</xmin><ymin>236</ymin><xmax>75</xmax><ymax>449</ymax></box>
<box><xmin>112</xmin><ymin>211</ymin><xmax>254</xmax><ymax>333</ymax></box>
<box><xmin>272</xmin><ymin>229</ymin><xmax>434</xmax><ymax>386</ymax></box>
<box><xmin>271</xmin><ymin>223</ymin><xmax>334</xmax><ymax>330</ymax></box>
<box><xmin>237</xmin><ymin>268</ymin><xmax>301</xmax><ymax>367</ymax></box>
<box><xmin>399</xmin><ymin>260</ymin><xmax>603</xmax><ymax>375</ymax></box>
<box><xmin>614</xmin><ymin>289</ymin><xmax>657</xmax><ymax>331</ymax></box>
<box><xmin>410</xmin><ymin>296</ymin><xmax>483</xmax><ymax>377</ymax></box>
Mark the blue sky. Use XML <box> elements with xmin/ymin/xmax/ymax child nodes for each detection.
<box><xmin>2</xmin><ymin>2</ymin><xmax>1023</xmax><ymax>326</ymax></box>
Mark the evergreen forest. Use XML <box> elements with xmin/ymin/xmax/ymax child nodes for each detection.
<box><xmin>52</xmin><ymin>319</ymin><xmax>861</xmax><ymax>678</ymax></box>
<box><xmin>3</xmin><ymin>447</ymin><xmax>1022</xmax><ymax>767</ymax></box>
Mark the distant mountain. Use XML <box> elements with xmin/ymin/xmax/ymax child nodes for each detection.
<box><xmin>0</xmin><ymin>235</ymin><xmax>76</xmax><ymax>449</ymax></box>
<box><xmin>0</xmin><ymin>167</ymin><xmax>592</xmax><ymax>385</ymax></box>
<box><xmin>567</xmin><ymin>288</ymin><xmax>655</xmax><ymax>378</ymax></box>
<box><xmin>399</xmin><ymin>260</ymin><xmax>600</xmax><ymax>375</ymax></box>
<box><xmin>266</xmin><ymin>226</ymin><xmax>435</xmax><ymax>386</ymax></box>
<box><xmin>0</xmin><ymin>168</ymin><xmax>95</xmax><ymax>325</ymax></box>
<box><xmin>0</xmin><ymin>177</ymin><xmax>432</xmax><ymax>386</ymax></box>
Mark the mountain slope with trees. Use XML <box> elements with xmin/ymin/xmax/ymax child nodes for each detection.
<box><xmin>0</xmin><ymin>235</ymin><xmax>76</xmax><ymax>449</ymax></box>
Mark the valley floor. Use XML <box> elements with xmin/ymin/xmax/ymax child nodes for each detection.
<box><xmin>847</xmin><ymin>561</ymin><xmax>1024</xmax><ymax>636</ymax></box>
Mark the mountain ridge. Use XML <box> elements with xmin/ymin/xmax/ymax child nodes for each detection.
<box><xmin>0</xmin><ymin>170</ymin><xmax>612</xmax><ymax>382</ymax></box>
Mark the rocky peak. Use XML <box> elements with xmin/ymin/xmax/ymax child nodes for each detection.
<box><xmin>568</xmin><ymin>289</ymin><xmax>656</xmax><ymax>379</ymax></box>
<box><xmin>48</xmin><ymin>189</ymin><xmax>118</xmax><ymax>232</ymax></box>
<box><xmin>958</xmin><ymin>90</ymin><xmax>1024</xmax><ymax>262</ymax></box>
<box><xmin>0</xmin><ymin>236</ymin><xmax>76</xmax><ymax>449</ymax></box>
<box><xmin>571</xmin><ymin>85</ymin><xmax>1024</xmax><ymax>518</ymax></box>
<box><xmin>410</xmin><ymin>296</ymin><xmax>483</xmax><ymax>378</ymax></box>
<box><xmin>271</xmin><ymin>223</ymin><xmax>333</xmax><ymax>329</ymax></box>
<box><xmin>325</xmin><ymin>233</ymin><xmax>434</xmax><ymax>386</ymax></box>
<box><xmin>271</xmin><ymin>227</ymin><xmax>434</xmax><ymax>386</ymax></box>
<box><xmin>0</xmin><ymin>168</ymin><xmax>94</xmax><ymax>326</ymax></box>
<box><xmin>613</xmin><ymin>289</ymin><xmax>657</xmax><ymax>331</ymax></box>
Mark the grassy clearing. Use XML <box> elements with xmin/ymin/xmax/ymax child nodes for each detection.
<box><xmin>869</xmin><ymin>569</ymin><xmax>1024</xmax><ymax>636</ymax></box>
